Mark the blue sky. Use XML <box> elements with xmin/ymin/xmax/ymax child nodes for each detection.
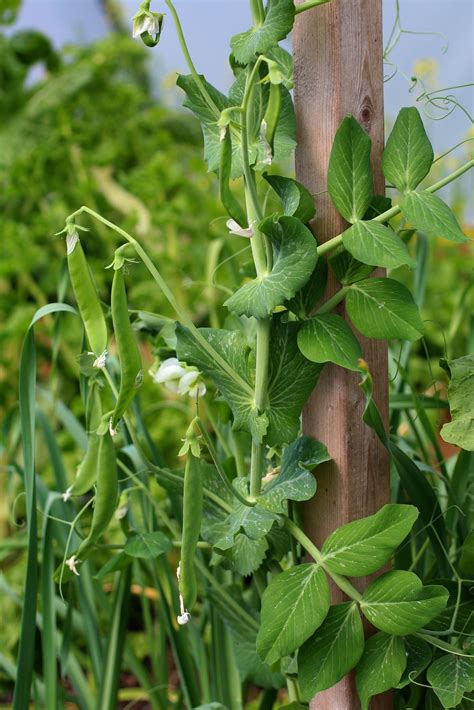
<box><xmin>11</xmin><ymin>0</ymin><xmax>474</xmax><ymax>160</ymax></box>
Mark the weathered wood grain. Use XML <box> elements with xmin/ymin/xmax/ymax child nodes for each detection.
<box><xmin>293</xmin><ymin>1</ymin><xmax>391</xmax><ymax>707</ymax></box>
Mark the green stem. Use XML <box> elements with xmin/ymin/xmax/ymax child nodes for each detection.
<box><xmin>317</xmin><ymin>159</ymin><xmax>474</xmax><ymax>257</ymax></box>
<box><xmin>68</xmin><ymin>206</ymin><xmax>253</xmax><ymax>398</ymax></box>
<box><xmin>295</xmin><ymin>0</ymin><xmax>331</xmax><ymax>14</ymax></box>
<box><xmin>285</xmin><ymin>518</ymin><xmax>363</xmax><ymax>602</ymax></box>
<box><xmin>249</xmin><ymin>0</ymin><xmax>265</xmax><ymax>24</ymax></box>
<box><xmin>164</xmin><ymin>0</ymin><xmax>220</xmax><ymax>118</ymax></box>
<box><xmin>315</xmin><ymin>286</ymin><xmax>348</xmax><ymax>315</ymax></box>
<box><xmin>416</xmin><ymin>633</ymin><xmax>474</xmax><ymax>658</ymax></box>
<box><xmin>196</xmin><ymin>419</ymin><xmax>255</xmax><ymax>507</ymax></box>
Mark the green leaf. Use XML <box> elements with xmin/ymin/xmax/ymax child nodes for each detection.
<box><xmin>459</xmin><ymin>531</ymin><xmax>474</xmax><ymax>578</ymax></box>
<box><xmin>397</xmin><ymin>636</ymin><xmax>432</xmax><ymax>689</ymax></box>
<box><xmin>177</xmin><ymin>320</ymin><xmax>322</xmax><ymax>447</ymax></box>
<box><xmin>176</xmin><ymin>325</ymin><xmax>267</xmax><ymax>443</ymax></box>
<box><xmin>217</xmin><ymin>531</ymin><xmax>269</xmax><ymax>576</ymax></box>
<box><xmin>382</xmin><ymin>107</ymin><xmax>434</xmax><ymax>192</ymax></box>
<box><xmin>346</xmin><ymin>277</ymin><xmax>424</xmax><ymax>341</ymax></box>
<box><xmin>265</xmin><ymin>319</ymin><xmax>323</xmax><ymax>445</ymax></box>
<box><xmin>342</xmin><ymin>220</ymin><xmax>416</xmax><ymax>269</ymax></box>
<box><xmin>176</xmin><ymin>73</ymin><xmax>228</xmax><ymax>174</ymax></box>
<box><xmin>124</xmin><ymin>531</ymin><xmax>172</xmax><ymax>559</ymax></box>
<box><xmin>285</xmin><ymin>257</ymin><xmax>328</xmax><ymax>319</ymax></box>
<box><xmin>227</xmin><ymin>73</ymin><xmax>296</xmax><ymax>177</ymax></box>
<box><xmin>297</xmin><ymin>313</ymin><xmax>362</xmax><ymax>371</ymax></box>
<box><xmin>360</xmin><ymin>570</ymin><xmax>449</xmax><ymax>635</ymax></box>
<box><xmin>356</xmin><ymin>633</ymin><xmax>406</xmax><ymax>710</ymax></box>
<box><xmin>329</xmin><ymin>247</ymin><xmax>374</xmax><ymax>286</ymax></box>
<box><xmin>94</xmin><ymin>552</ymin><xmax>132</xmax><ymax>580</ymax></box>
<box><xmin>427</xmin><ymin>654</ymin><xmax>474</xmax><ymax>709</ymax></box>
<box><xmin>256</xmin><ymin>563</ymin><xmax>329</xmax><ymax>664</ymax></box>
<box><xmin>321</xmin><ymin>504</ymin><xmax>418</xmax><ymax>576</ymax></box>
<box><xmin>258</xmin><ymin>435</ymin><xmax>330</xmax><ymax>513</ymax></box>
<box><xmin>230</xmin><ymin>0</ymin><xmax>295</xmax><ymax>65</ymax></box>
<box><xmin>264</xmin><ymin>46</ymin><xmax>294</xmax><ymax>89</ymax></box>
<box><xmin>263</xmin><ymin>173</ymin><xmax>315</xmax><ymax>222</ymax></box>
<box><xmin>299</xmin><ymin>603</ymin><xmax>364</xmax><ymax>699</ymax></box>
<box><xmin>327</xmin><ymin>116</ymin><xmax>373</xmax><ymax>223</ymax></box>
<box><xmin>224</xmin><ymin>216</ymin><xmax>318</xmax><ymax>319</ymax></box>
<box><xmin>441</xmin><ymin>355</ymin><xmax>474</xmax><ymax>452</ymax></box>
<box><xmin>401</xmin><ymin>191</ymin><xmax>468</xmax><ymax>243</ymax></box>
<box><xmin>226</xmin><ymin>479</ymin><xmax>278</xmax><ymax>540</ymax></box>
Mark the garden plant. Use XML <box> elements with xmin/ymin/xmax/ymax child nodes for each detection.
<box><xmin>6</xmin><ymin>0</ymin><xmax>474</xmax><ymax>708</ymax></box>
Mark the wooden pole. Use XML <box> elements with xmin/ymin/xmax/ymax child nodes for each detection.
<box><xmin>293</xmin><ymin>1</ymin><xmax>391</xmax><ymax>708</ymax></box>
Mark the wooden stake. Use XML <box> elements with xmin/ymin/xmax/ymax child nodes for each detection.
<box><xmin>293</xmin><ymin>1</ymin><xmax>391</xmax><ymax>707</ymax></box>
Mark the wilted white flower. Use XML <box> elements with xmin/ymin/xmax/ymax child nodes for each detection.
<box><xmin>153</xmin><ymin>358</ymin><xmax>206</xmax><ymax>398</ymax></box>
<box><xmin>93</xmin><ymin>349</ymin><xmax>108</xmax><ymax>369</ymax></box>
<box><xmin>226</xmin><ymin>218</ymin><xmax>254</xmax><ymax>238</ymax></box>
<box><xmin>62</xmin><ymin>486</ymin><xmax>72</xmax><ymax>502</ymax></box>
<box><xmin>177</xmin><ymin>612</ymin><xmax>191</xmax><ymax>625</ymax></box>
<box><xmin>66</xmin><ymin>555</ymin><xmax>80</xmax><ymax>577</ymax></box>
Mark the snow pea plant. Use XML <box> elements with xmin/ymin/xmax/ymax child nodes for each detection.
<box><xmin>56</xmin><ymin>0</ymin><xmax>474</xmax><ymax>706</ymax></box>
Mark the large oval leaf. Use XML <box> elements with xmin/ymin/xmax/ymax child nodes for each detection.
<box><xmin>360</xmin><ymin>570</ymin><xmax>449</xmax><ymax>635</ymax></box>
<box><xmin>356</xmin><ymin>632</ymin><xmax>406</xmax><ymax>710</ymax></box>
<box><xmin>224</xmin><ymin>216</ymin><xmax>318</xmax><ymax>319</ymax></box>
<box><xmin>327</xmin><ymin>116</ymin><xmax>373</xmax><ymax>223</ymax></box>
<box><xmin>297</xmin><ymin>313</ymin><xmax>362</xmax><ymax>371</ymax></box>
<box><xmin>427</xmin><ymin>653</ymin><xmax>474</xmax><ymax>708</ymax></box>
<box><xmin>342</xmin><ymin>220</ymin><xmax>415</xmax><ymax>269</ymax></box>
<box><xmin>299</xmin><ymin>602</ymin><xmax>364</xmax><ymax>699</ymax></box>
<box><xmin>346</xmin><ymin>277</ymin><xmax>424</xmax><ymax>341</ymax></box>
<box><xmin>382</xmin><ymin>107</ymin><xmax>433</xmax><ymax>192</ymax></box>
<box><xmin>321</xmin><ymin>503</ymin><xmax>418</xmax><ymax>576</ymax></box>
<box><xmin>256</xmin><ymin>563</ymin><xmax>329</xmax><ymax>665</ymax></box>
<box><xmin>401</xmin><ymin>190</ymin><xmax>468</xmax><ymax>243</ymax></box>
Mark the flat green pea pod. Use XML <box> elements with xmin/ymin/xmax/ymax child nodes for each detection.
<box><xmin>110</xmin><ymin>263</ymin><xmax>143</xmax><ymax>434</ymax></box>
<box><xmin>55</xmin><ymin>432</ymin><xmax>118</xmax><ymax>582</ymax></box>
<box><xmin>177</xmin><ymin>453</ymin><xmax>203</xmax><ymax>623</ymax></box>
<box><xmin>66</xmin><ymin>228</ymin><xmax>108</xmax><ymax>363</ymax></box>
<box><xmin>63</xmin><ymin>386</ymin><xmax>102</xmax><ymax>502</ymax></box>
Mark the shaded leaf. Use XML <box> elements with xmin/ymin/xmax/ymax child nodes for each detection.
<box><xmin>263</xmin><ymin>173</ymin><xmax>315</xmax><ymax>222</ymax></box>
<box><xmin>124</xmin><ymin>531</ymin><xmax>172</xmax><ymax>559</ymax></box>
<box><xmin>427</xmin><ymin>654</ymin><xmax>474</xmax><ymax>709</ymax></box>
<box><xmin>285</xmin><ymin>257</ymin><xmax>328</xmax><ymax>319</ymax></box>
<box><xmin>397</xmin><ymin>635</ymin><xmax>432</xmax><ymax>688</ymax></box>
<box><xmin>329</xmin><ymin>247</ymin><xmax>374</xmax><ymax>286</ymax></box>
<box><xmin>266</xmin><ymin>319</ymin><xmax>323</xmax><ymax>445</ymax></box>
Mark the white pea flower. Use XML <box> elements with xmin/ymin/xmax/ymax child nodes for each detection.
<box><xmin>226</xmin><ymin>218</ymin><xmax>254</xmax><ymax>238</ymax></box>
<box><xmin>153</xmin><ymin>358</ymin><xmax>206</xmax><ymax>398</ymax></box>
<box><xmin>132</xmin><ymin>2</ymin><xmax>164</xmax><ymax>41</ymax></box>
<box><xmin>66</xmin><ymin>555</ymin><xmax>80</xmax><ymax>577</ymax></box>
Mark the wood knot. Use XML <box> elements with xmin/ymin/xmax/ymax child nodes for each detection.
<box><xmin>359</xmin><ymin>98</ymin><xmax>374</xmax><ymax>132</ymax></box>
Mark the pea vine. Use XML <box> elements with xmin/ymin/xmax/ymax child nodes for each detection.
<box><xmin>52</xmin><ymin>0</ymin><xmax>474</xmax><ymax>707</ymax></box>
